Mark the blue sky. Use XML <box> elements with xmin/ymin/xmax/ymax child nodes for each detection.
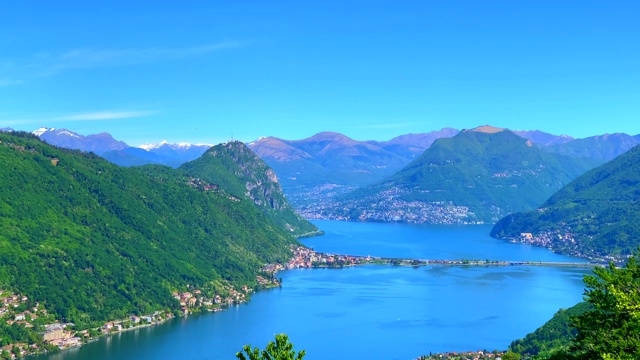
<box><xmin>1</xmin><ymin>1</ymin><xmax>638</xmax><ymax>146</ymax></box>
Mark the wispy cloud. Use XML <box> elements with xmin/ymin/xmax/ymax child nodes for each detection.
<box><xmin>41</xmin><ymin>42</ymin><xmax>241</xmax><ymax>75</ymax></box>
<box><xmin>0</xmin><ymin>79</ymin><xmax>23</xmax><ymax>87</ymax></box>
<box><xmin>0</xmin><ymin>109</ymin><xmax>156</xmax><ymax>127</ymax></box>
<box><xmin>1</xmin><ymin>41</ymin><xmax>242</xmax><ymax>82</ymax></box>
<box><xmin>53</xmin><ymin>110</ymin><xmax>156</xmax><ymax>121</ymax></box>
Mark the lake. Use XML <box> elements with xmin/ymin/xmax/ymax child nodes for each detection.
<box><xmin>34</xmin><ymin>221</ymin><xmax>590</xmax><ymax>360</ymax></box>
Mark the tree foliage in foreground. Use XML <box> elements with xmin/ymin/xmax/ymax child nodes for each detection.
<box><xmin>566</xmin><ymin>253</ymin><xmax>640</xmax><ymax>359</ymax></box>
<box><xmin>511</xmin><ymin>250</ymin><xmax>640</xmax><ymax>359</ymax></box>
<box><xmin>510</xmin><ymin>302</ymin><xmax>592</xmax><ymax>357</ymax></box>
<box><xmin>236</xmin><ymin>334</ymin><xmax>306</xmax><ymax>360</ymax></box>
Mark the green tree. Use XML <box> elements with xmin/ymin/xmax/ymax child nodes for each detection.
<box><xmin>236</xmin><ymin>334</ymin><xmax>306</xmax><ymax>360</ymax></box>
<box><xmin>501</xmin><ymin>350</ymin><xmax>521</xmax><ymax>360</ymax></box>
<box><xmin>569</xmin><ymin>251</ymin><xmax>640</xmax><ymax>359</ymax></box>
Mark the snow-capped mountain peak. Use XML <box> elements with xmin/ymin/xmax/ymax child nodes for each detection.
<box><xmin>138</xmin><ymin>141</ymin><xmax>212</xmax><ymax>151</ymax></box>
<box><xmin>32</xmin><ymin>127</ymin><xmax>54</xmax><ymax>137</ymax></box>
<box><xmin>139</xmin><ymin>140</ymin><xmax>169</xmax><ymax>151</ymax></box>
<box><xmin>32</xmin><ymin>127</ymin><xmax>81</xmax><ymax>139</ymax></box>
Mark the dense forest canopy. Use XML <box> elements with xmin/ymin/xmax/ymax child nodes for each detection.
<box><xmin>0</xmin><ymin>132</ymin><xmax>298</xmax><ymax>328</ymax></box>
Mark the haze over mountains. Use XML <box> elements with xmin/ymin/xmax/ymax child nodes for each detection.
<box><xmin>33</xmin><ymin>127</ymin><xmax>129</xmax><ymax>155</ymax></box>
<box><xmin>7</xmin><ymin>125</ymin><xmax>640</xmax><ymax>217</ymax></box>
<box><xmin>28</xmin><ymin>127</ymin><xmax>212</xmax><ymax>167</ymax></box>
<box><xmin>312</xmin><ymin>126</ymin><xmax>600</xmax><ymax>224</ymax></box>
<box><xmin>248</xmin><ymin>128</ymin><xmax>459</xmax><ymax>206</ymax></box>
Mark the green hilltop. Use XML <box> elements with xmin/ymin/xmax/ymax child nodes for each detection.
<box><xmin>0</xmin><ymin>132</ymin><xmax>306</xmax><ymax>328</ymax></box>
<box><xmin>335</xmin><ymin>127</ymin><xmax>598</xmax><ymax>223</ymax></box>
<box><xmin>491</xmin><ymin>143</ymin><xmax>640</xmax><ymax>261</ymax></box>
<box><xmin>179</xmin><ymin>141</ymin><xmax>318</xmax><ymax>237</ymax></box>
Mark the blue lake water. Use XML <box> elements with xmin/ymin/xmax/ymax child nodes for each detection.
<box><xmin>34</xmin><ymin>221</ymin><xmax>590</xmax><ymax>360</ymax></box>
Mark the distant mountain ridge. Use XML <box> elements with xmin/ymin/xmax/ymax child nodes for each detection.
<box><xmin>248</xmin><ymin>128</ymin><xmax>460</xmax><ymax>206</ymax></box>
<box><xmin>543</xmin><ymin>133</ymin><xmax>640</xmax><ymax>162</ymax></box>
<box><xmin>139</xmin><ymin>140</ymin><xmax>213</xmax><ymax>151</ymax></box>
<box><xmin>317</xmin><ymin>127</ymin><xmax>600</xmax><ymax>224</ymax></box>
<box><xmin>105</xmin><ymin>141</ymin><xmax>212</xmax><ymax>168</ymax></box>
<box><xmin>33</xmin><ymin>127</ymin><xmax>129</xmax><ymax>155</ymax></box>
<box><xmin>367</xmin><ymin>128</ymin><xmax>460</xmax><ymax>159</ymax></box>
<box><xmin>513</xmin><ymin>130</ymin><xmax>575</xmax><ymax>146</ymax></box>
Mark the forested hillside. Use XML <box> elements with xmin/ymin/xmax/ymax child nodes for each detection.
<box><xmin>491</xmin><ymin>144</ymin><xmax>640</xmax><ymax>260</ymax></box>
<box><xmin>0</xmin><ymin>132</ymin><xmax>298</xmax><ymax>328</ymax></box>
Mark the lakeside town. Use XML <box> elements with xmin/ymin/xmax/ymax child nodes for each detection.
<box><xmin>417</xmin><ymin>349</ymin><xmax>516</xmax><ymax>360</ymax></box>
<box><xmin>0</xmin><ymin>274</ymin><xmax>278</xmax><ymax>359</ymax></box>
<box><xmin>294</xmin><ymin>186</ymin><xmax>485</xmax><ymax>225</ymax></box>
<box><xmin>508</xmin><ymin>230</ymin><xmax>628</xmax><ymax>264</ymax></box>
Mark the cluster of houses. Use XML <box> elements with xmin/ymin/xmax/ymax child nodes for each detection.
<box><xmin>186</xmin><ymin>177</ymin><xmax>218</xmax><ymax>192</ymax></box>
<box><xmin>513</xmin><ymin>230</ymin><xmax>585</xmax><ymax>257</ymax></box>
<box><xmin>514</xmin><ymin>230</ymin><xmax>630</xmax><ymax>264</ymax></box>
<box><xmin>1</xmin><ymin>292</ymin><xmax>31</xmax><ymax>325</ymax></box>
<box><xmin>0</xmin><ymin>343</ymin><xmax>36</xmax><ymax>359</ymax></box>
<box><xmin>514</xmin><ymin>231</ymin><xmax>577</xmax><ymax>248</ymax></box>
<box><xmin>101</xmin><ymin>311</ymin><xmax>172</xmax><ymax>336</ymax></box>
<box><xmin>267</xmin><ymin>246</ymin><xmax>371</xmax><ymax>271</ymax></box>
<box><xmin>356</xmin><ymin>196</ymin><xmax>476</xmax><ymax>225</ymax></box>
<box><xmin>1</xmin><ymin>290</ymin><xmax>79</xmax><ymax>357</ymax></box>
<box><xmin>418</xmin><ymin>349</ymin><xmax>511</xmax><ymax>360</ymax></box>
<box><xmin>170</xmin><ymin>285</ymin><xmax>251</xmax><ymax>315</ymax></box>
<box><xmin>185</xmin><ymin>177</ymin><xmax>240</xmax><ymax>201</ymax></box>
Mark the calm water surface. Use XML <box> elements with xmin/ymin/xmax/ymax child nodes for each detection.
<box><xmin>34</xmin><ymin>221</ymin><xmax>590</xmax><ymax>360</ymax></box>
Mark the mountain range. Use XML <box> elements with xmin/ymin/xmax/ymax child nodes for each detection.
<box><xmin>315</xmin><ymin>126</ymin><xmax>600</xmax><ymax>223</ymax></box>
<box><xmin>249</xmin><ymin>128</ymin><xmax>639</xmax><ymax>208</ymax></box>
<box><xmin>102</xmin><ymin>142</ymin><xmax>212</xmax><ymax>168</ymax></box>
<box><xmin>248</xmin><ymin>128</ymin><xmax>459</xmax><ymax>206</ymax></box>
<box><xmin>26</xmin><ymin>127</ymin><xmax>211</xmax><ymax>167</ymax></box>
<box><xmin>544</xmin><ymin>132</ymin><xmax>640</xmax><ymax>162</ymax></box>
<box><xmin>33</xmin><ymin>127</ymin><xmax>129</xmax><ymax>155</ymax></box>
<box><xmin>8</xmin><ymin>125</ymin><xmax>640</xmax><ymax>223</ymax></box>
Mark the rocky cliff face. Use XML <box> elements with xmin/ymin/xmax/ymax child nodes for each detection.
<box><xmin>207</xmin><ymin>142</ymin><xmax>288</xmax><ymax>210</ymax></box>
<box><xmin>180</xmin><ymin>141</ymin><xmax>318</xmax><ymax>236</ymax></box>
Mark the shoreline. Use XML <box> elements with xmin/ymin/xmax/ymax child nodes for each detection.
<box><xmin>16</xmin><ymin>242</ymin><xmax>595</xmax><ymax>359</ymax></box>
